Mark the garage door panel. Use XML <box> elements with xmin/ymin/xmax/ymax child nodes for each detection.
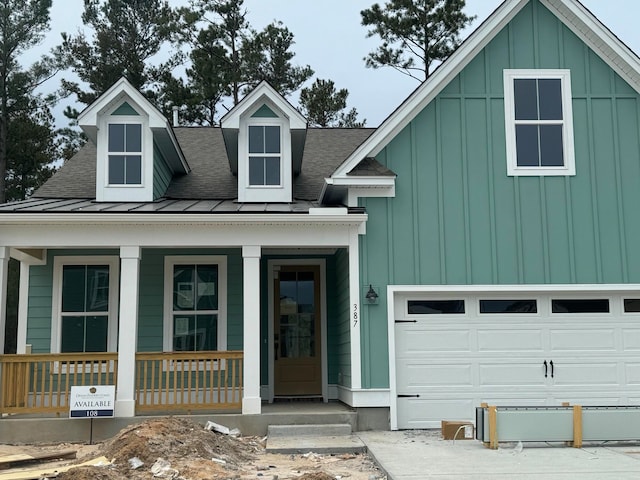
<box><xmin>623</xmin><ymin>330</ymin><xmax>640</xmax><ymax>350</ymax></box>
<box><xmin>397</xmin><ymin>363</ymin><xmax>473</xmax><ymax>389</ymax></box>
<box><xmin>626</xmin><ymin>363</ymin><xmax>640</xmax><ymax>385</ymax></box>
<box><xmin>477</xmin><ymin>329</ymin><xmax>544</xmax><ymax>352</ymax></box>
<box><xmin>549</xmin><ymin>328</ymin><xmax>616</xmax><ymax>351</ymax></box>
<box><xmin>479</xmin><ymin>362</ymin><xmax>547</xmax><ymax>386</ymax></box>
<box><xmin>397</xmin><ymin>397</ymin><xmax>475</xmax><ymax>429</ymax></box>
<box><xmin>551</xmin><ymin>362</ymin><xmax>619</xmax><ymax>386</ymax></box>
<box><xmin>396</xmin><ymin>327</ymin><xmax>471</xmax><ymax>353</ymax></box>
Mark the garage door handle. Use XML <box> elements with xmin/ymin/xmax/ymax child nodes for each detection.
<box><xmin>398</xmin><ymin>394</ymin><xmax>420</xmax><ymax>398</ymax></box>
<box><xmin>543</xmin><ymin>360</ymin><xmax>548</xmax><ymax>378</ymax></box>
<box><xmin>550</xmin><ymin>360</ymin><xmax>554</xmax><ymax>378</ymax></box>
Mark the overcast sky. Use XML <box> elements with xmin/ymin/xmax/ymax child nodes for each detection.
<box><xmin>27</xmin><ymin>0</ymin><xmax>640</xmax><ymax>129</ymax></box>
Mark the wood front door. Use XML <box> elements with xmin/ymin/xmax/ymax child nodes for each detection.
<box><xmin>274</xmin><ymin>265</ymin><xmax>322</xmax><ymax>396</ymax></box>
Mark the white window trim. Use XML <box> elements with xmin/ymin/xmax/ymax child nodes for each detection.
<box><xmin>106</xmin><ymin>122</ymin><xmax>143</xmax><ymax>186</ymax></box>
<box><xmin>96</xmin><ymin>108</ymin><xmax>154</xmax><ymax>202</ymax></box>
<box><xmin>163</xmin><ymin>255</ymin><xmax>228</xmax><ymax>353</ymax></box>
<box><xmin>504</xmin><ymin>69</ymin><xmax>576</xmax><ymax>176</ymax></box>
<box><xmin>238</xmin><ymin>109</ymin><xmax>292</xmax><ymax>203</ymax></box>
<box><xmin>50</xmin><ymin>256</ymin><xmax>120</xmax><ymax>354</ymax></box>
<box><xmin>247</xmin><ymin>123</ymin><xmax>283</xmax><ymax>188</ymax></box>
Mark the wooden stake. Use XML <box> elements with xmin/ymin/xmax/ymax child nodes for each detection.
<box><xmin>489</xmin><ymin>405</ymin><xmax>498</xmax><ymax>450</ymax></box>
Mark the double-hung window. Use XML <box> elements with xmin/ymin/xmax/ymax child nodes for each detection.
<box><xmin>108</xmin><ymin>123</ymin><xmax>142</xmax><ymax>185</ymax></box>
<box><xmin>164</xmin><ymin>256</ymin><xmax>227</xmax><ymax>352</ymax></box>
<box><xmin>248</xmin><ymin>125</ymin><xmax>281</xmax><ymax>186</ymax></box>
<box><xmin>52</xmin><ymin>256</ymin><xmax>119</xmax><ymax>353</ymax></box>
<box><xmin>504</xmin><ymin>70</ymin><xmax>575</xmax><ymax>176</ymax></box>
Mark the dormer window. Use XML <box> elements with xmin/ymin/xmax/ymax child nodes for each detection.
<box><xmin>221</xmin><ymin>82</ymin><xmax>306</xmax><ymax>204</ymax></box>
<box><xmin>248</xmin><ymin>125</ymin><xmax>281</xmax><ymax>186</ymax></box>
<box><xmin>78</xmin><ymin>78</ymin><xmax>189</xmax><ymax>203</ymax></box>
<box><xmin>108</xmin><ymin>123</ymin><xmax>142</xmax><ymax>185</ymax></box>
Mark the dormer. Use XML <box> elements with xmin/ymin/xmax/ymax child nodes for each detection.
<box><xmin>221</xmin><ymin>81</ymin><xmax>306</xmax><ymax>203</ymax></box>
<box><xmin>78</xmin><ymin>78</ymin><xmax>189</xmax><ymax>202</ymax></box>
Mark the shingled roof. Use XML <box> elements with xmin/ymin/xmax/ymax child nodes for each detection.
<box><xmin>34</xmin><ymin>126</ymin><xmax>375</xmax><ymax>203</ymax></box>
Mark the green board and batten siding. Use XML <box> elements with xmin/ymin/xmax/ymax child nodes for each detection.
<box><xmin>359</xmin><ymin>0</ymin><xmax>640</xmax><ymax>388</ymax></box>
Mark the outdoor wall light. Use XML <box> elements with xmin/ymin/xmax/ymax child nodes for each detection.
<box><xmin>365</xmin><ymin>284</ymin><xmax>379</xmax><ymax>304</ymax></box>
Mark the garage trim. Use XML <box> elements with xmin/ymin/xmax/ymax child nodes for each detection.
<box><xmin>387</xmin><ymin>284</ymin><xmax>640</xmax><ymax>430</ymax></box>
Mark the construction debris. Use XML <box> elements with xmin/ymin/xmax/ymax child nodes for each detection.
<box><xmin>0</xmin><ymin>417</ymin><xmax>385</xmax><ymax>480</ymax></box>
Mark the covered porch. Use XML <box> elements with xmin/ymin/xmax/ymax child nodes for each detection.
<box><xmin>0</xmin><ymin>208</ymin><xmax>367</xmax><ymax>418</ymax></box>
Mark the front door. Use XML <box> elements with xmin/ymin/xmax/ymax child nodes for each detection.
<box><xmin>274</xmin><ymin>265</ymin><xmax>322</xmax><ymax>396</ymax></box>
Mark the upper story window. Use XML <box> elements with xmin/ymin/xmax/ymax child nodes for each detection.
<box><xmin>108</xmin><ymin>123</ymin><xmax>142</xmax><ymax>185</ymax></box>
<box><xmin>504</xmin><ymin>70</ymin><xmax>575</xmax><ymax>176</ymax></box>
<box><xmin>248</xmin><ymin>125</ymin><xmax>281</xmax><ymax>186</ymax></box>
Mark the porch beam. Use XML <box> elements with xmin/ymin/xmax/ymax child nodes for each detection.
<box><xmin>242</xmin><ymin>245</ymin><xmax>261</xmax><ymax>414</ymax></box>
<box><xmin>115</xmin><ymin>246</ymin><xmax>141</xmax><ymax>417</ymax></box>
<box><xmin>0</xmin><ymin>247</ymin><xmax>8</xmax><ymax>354</ymax></box>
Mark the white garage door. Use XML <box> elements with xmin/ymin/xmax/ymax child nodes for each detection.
<box><xmin>393</xmin><ymin>291</ymin><xmax>640</xmax><ymax>429</ymax></box>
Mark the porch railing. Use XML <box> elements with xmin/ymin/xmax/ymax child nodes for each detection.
<box><xmin>0</xmin><ymin>351</ymin><xmax>243</xmax><ymax>417</ymax></box>
<box><xmin>0</xmin><ymin>353</ymin><xmax>118</xmax><ymax>416</ymax></box>
<box><xmin>135</xmin><ymin>351</ymin><xmax>243</xmax><ymax>413</ymax></box>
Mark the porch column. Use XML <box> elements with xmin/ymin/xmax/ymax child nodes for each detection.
<box><xmin>0</xmin><ymin>247</ymin><xmax>8</xmax><ymax>354</ymax></box>
<box><xmin>115</xmin><ymin>246</ymin><xmax>141</xmax><ymax>417</ymax></box>
<box><xmin>242</xmin><ymin>245</ymin><xmax>261</xmax><ymax>414</ymax></box>
<box><xmin>16</xmin><ymin>261</ymin><xmax>30</xmax><ymax>353</ymax></box>
<box><xmin>349</xmin><ymin>228</ymin><xmax>362</xmax><ymax>389</ymax></box>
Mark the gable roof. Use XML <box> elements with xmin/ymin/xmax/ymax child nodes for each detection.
<box><xmin>78</xmin><ymin>77</ymin><xmax>189</xmax><ymax>174</ymax></box>
<box><xmin>331</xmin><ymin>0</ymin><xmax>640</xmax><ymax>178</ymax></box>
<box><xmin>220</xmin><ymin>80</ymin><xmax>307</xmax><ymax>130</ymax></box>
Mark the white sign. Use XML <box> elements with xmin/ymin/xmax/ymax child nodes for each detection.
<box><xmin>69</xmin><ymin>385</ymin><xmax>115</xmax><ymax>418</ymax></box>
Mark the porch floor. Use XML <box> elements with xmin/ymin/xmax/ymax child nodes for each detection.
<box><xmin>0</xmin><ymin>401</ymin><xmax>361</xmax><ymax>444</ymax></box>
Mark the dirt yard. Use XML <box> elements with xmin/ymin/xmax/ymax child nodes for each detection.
<box><xmin>0</xmin><ymin>417</ymin><xmax>386</xmax><ymax>479</ymax></box>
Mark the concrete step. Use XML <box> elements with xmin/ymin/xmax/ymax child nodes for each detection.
<box><xmin>266</xmin><ymin>423</ymin><xmax>366</xmax><ymax>454</ymax></box>
<box><xmin>268</xmin><ymin>423</ymin><xmax>352</xmax><ymax>437</ymax></box>
<box><xmin>265</xmin><ymin>434</ymin><xmax>367</xmax><ymax>454</ymax></box>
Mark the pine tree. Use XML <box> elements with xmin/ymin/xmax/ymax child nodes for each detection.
<box><xmin>299</xmin><ymin>78</ymin><xmax>365</xmax><ymax>128</ymax></box>
<box><xmin>361</xmin><ymin>0</ymin><xmax>475</xmax><ymax>81</ymax></box>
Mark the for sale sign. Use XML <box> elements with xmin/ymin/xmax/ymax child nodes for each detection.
<box><xmin>69</xmin><ymin>385</ymin><xmax>115</xmax><ymax>418</ymax></box>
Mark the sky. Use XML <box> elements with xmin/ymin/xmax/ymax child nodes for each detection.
<box><xmin>24</xmin><ymin>0</ymin><xmax>640</xmax><ymax>129</ymax></box>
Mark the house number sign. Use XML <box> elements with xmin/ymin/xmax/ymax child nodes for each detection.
<box><xmin>353</xmin><ymin>303</ymin><xmax>359</xmax><ymax>327</ymax></box>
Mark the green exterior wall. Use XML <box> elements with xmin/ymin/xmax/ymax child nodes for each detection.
<box><xmin>359</xmin><ymin>0</ymin><xmax>640</xmax><ymax>388</ymax></box>
<box><xmin>153</xmin><ymin>143</ymin><xmax>172</xmax><ymax>199</ymax></box>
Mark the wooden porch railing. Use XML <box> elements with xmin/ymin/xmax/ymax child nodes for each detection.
<box><xmin>0</xmin><ymin>353</ymin><xmax>118</xmax><ymax>416</ymax></box>
<box><xmin>135</xmin><ymin>351</ymin><xmax>243</xmax><ymax>413</ymax></box>
<box><xmin>0</xmin><ymin>351</ymin><xmax>243</xmax><ymax>417</ymax></box>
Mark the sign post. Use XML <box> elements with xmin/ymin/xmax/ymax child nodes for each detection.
<box><xmin>69</xmin><ymin>385</ymin><xmax>115</xmax><ymax>444</ymax></box>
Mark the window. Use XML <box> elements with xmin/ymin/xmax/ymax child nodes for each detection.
<box><xmin>551</xmin><ymin>299</ymin><xmax>609</xmax><ymax>313</ymax></box>
<box><xmin>51</xmin><ymin>257</ymin><xmax>119</xmax><ymax>353</ymax></box>
<box><xmin>164</xmin><ymin>256</ymin><xmax>227</xmax><ymax>352</ymax></box>
<box><xmin>248</xmin><ymin>125</ymin><xmax>281</xmax><ymax>186</ymax></box>
<box><xmin>504</xmin><ymin>70</ymin><xmax>575</xmax><ymax>176</ymax></box>
<box><xmin>408</xmin><ymin>300</ymin><xmax>465</xmax><ymax>314</ymax></box>
<box><xmin>479</xmin><ymin>299</ymin><xmax>537</xmax><ymax>313</ymax></box>
<box><xmin>108</xmin><ymin>123</ymin><xmax>142</xmax><ymax>185</ymax></box>
<box><xmin>624</xmin><ymin>299</ymin><xmax>640</xmax><ymax>312</ymax></box>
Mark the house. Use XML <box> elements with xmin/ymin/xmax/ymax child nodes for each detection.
<box><xmin>2</xmin><ymin>0</ymin><xmax>640</xmax><ymax>430</ymax></box>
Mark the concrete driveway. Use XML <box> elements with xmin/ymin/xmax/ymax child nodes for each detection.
<box><xmin>358</xmin><ymin>430</ymin><xmax>640</xmax><ymax>480</ymax></box>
